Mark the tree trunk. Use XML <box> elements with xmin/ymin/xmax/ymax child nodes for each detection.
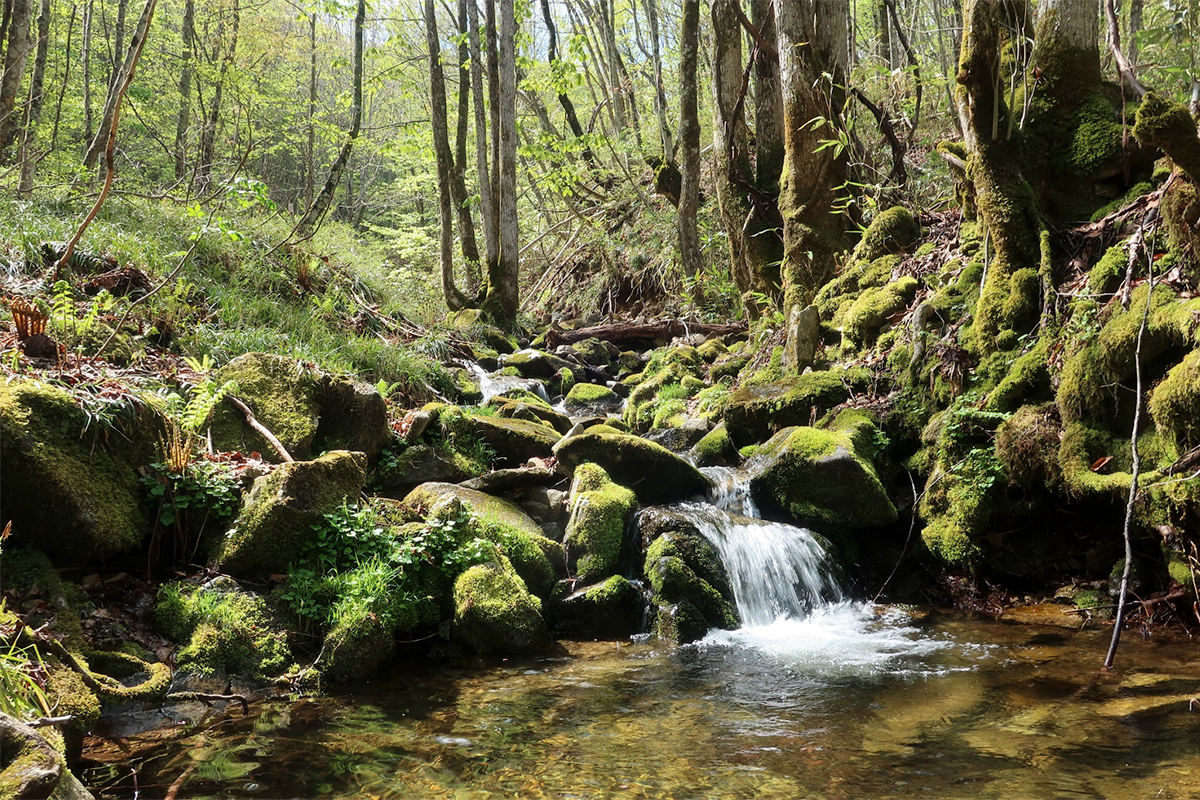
<box><xmin>426</xmin><ymin>0</ymin><xmax>468</xmax><ymax>310</ymax></box>
<box><xmin>193</xmin><ymin>0</ymin><xmax>240</xmax><ymax>192</ymax></box>
<box><xmin>540</xmin><ymin>0</ymin><xmax>594</xmax><ymax>165</ymax></box>
<box><xmin>15</xmin><ymin>0</ymin><xmax>48</xmax><ymax>192</ymax></box>
<box><xmin>305</xmin><ymin>9</ymin><xmax>315</xmax><ymax>206</ymax></box>
<box><xmin>644</xmin><ymin>0</ymin><xmax>673</xmax><ymax>160</ymax></box>
<box><xmin>82</xmin><ymin>0</ymin><xmax>93</xmax><ymax>146</ymax></box>
<box><xmin>482</xmin><ymin>0</ymin><xmax>519</xmax><ymax>325</ymax></box>
<box><xmin>0</xmin><ymin>0</ymin><xmax>33</xmax><ymax>157</ymax></box>
<box><xmin>82</xmin><ymin>0</ymin><xmax>157</xmax><ymax>173</ymax></box>
<box><xmin>468</xmin><ymin>0</ymin><xmax>496</xmax><ymax>272</ymax></box>
<box><xmin>486</xmin><ymin>0</ymin><xmax>501</xmax><ymax>272</ymax></box>
<box><xmin>109</xmin><ymin>0</ymin><xmax>128</xmax><ymax>94</ymax></box>
<box><xmin>752</xmin><ymin>0</ymin><xmax>783</xmax><ymax>193</ymax></box>
<box><xmin>296</xmin><ymin>0</ymin><xmax>364</xmax><ymax>239</ymax></box>
<box><xmin>775</xmin><ymin>0</ymin><xmax>845</xmax><ymax>313</ymax></box>
<box><xmin>452</xmin><ymin>0</ymin><xmax>481</xmax><ymax>289</ymax></box>
<box><xmin>956</xmin><ymin>0</ymin><xmax>1042</xmax><ymax>353</ymax></box>
<box><xmin>173</xmin><ymin>0</ymin><xmax>194</xmax><ymax>182</ymax></box>
<box><xmin>677</xmin><ymin>0</ymin><xmax>702</xmax><ymax>302</ymax></box>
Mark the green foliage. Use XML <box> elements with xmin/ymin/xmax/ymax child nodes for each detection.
<box><xmin>0</xmin><ymin>615</ymin><xmax>52</xmax><ymax>721</ymax></box>
<box><xmin>141</xmin><ymin>459</ymin><xmax>240</xmax><ymax>563</ymax></box>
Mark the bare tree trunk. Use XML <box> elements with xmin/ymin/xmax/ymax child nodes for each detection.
<box><xmin>173</xmin><ymin>0</ymin><xmax>193</xmax><ymax>182</ymax></box>
<box><xmin>15</xmin><ymin>0</ymin><xmax>48</xmax><ymax>192</ymax></box>
<box><xmin>540</xmin><ymin>0</ymin><xmax>594</xmax><ymax>165</ymax></box>
<box><xmin>483</xmin><ymin>0</ymin><xmax>519</xmax><ymax>325</ymax></box>
<box><xmin>752</xmin><ymin>0</ymin><xmax>783</xmax><ymax>193</ymax></box>
<box><xmin>486</xmin><ymin>0</ymin><xmax>501</xmax><ymax>272</ymax></box>
<box><xmin>644</xmin><ymin>0</ymin><xmax>673</xmax><ymax>160</ymax></box>
<box><xmin>426</xmin><ymin>0</ymin><xmax>468</xmax><ymax>310</ymax></box>
<box><xmin>82</xmin><ymin>0</ymin><xmax>93</xmax><ymax>146</ymax></box>
<box><xmin>468</xmin><ymin>0</ymin><xmax>495</xmax><ymax>273</ymax></box>
<box><xmin>0</xmin><ymin>0</ymin><xmax>33</xmax><ymax>157</ymax></box>
<box><xmin>677</xmin><ymin>0</ymin><xmax>702</xmax><ymax>303</ymax></box>
<box><xmin>452</xmin><ymin>0</ymin><xmax>480</xmax><ymax>290</ymax></box>
<box><xmin>296</xmin><ymin>0</ymin><xmax>364</xmax><ymax>239</ymax></box>
<box><xmin>108</xmin><ymin>0</ymin><xmax>128</xmax><ymax>93</ymax></box>
<box><xmin>193</xmin><ymin>0</ymin><xmax>240</xmax><ymax>192</ymax></box>
<box><xmin>82</xmin><ymin>0</ymin><xmax>156</xmax><ymax>172</ymax></box>
<box><xmin>1128</xmin><ymin>0</ymin><xmax>1143</xmax><ymax>65</ymax></box>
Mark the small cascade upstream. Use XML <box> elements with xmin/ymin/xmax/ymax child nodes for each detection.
<box><xmin>461</xmin><ymin>360</ymin><xmax>551</xmax><ymax>405</ymax></box>
<box><xmin>670</xmin><ymin>466</ymin><xmax>946</xmax><ymax>669</ymax></box>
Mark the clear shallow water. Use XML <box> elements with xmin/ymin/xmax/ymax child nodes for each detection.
<box><xmin>82</xmin><ymin>612</ymin><xmax>1200</xmax><ymax>799</ymax></box>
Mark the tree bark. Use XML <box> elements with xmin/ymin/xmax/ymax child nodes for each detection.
<box><xmin>305</xmin><ymin>9</ymin><xmax>315</xmax><ymax>206</ymax></box>
<box><xmin>485</xmin><ymin>0</ymin><xmax>501</xmax><ymax>271</ymax></box>
<box><xmin>0</xmin><ymin>0</ymin><xmax>33</xmax><ymax>157</ymax></box>
<box><xmin>643</xmin><ymin>0</ymin><xmax>673</xmax><ymax>160</ymax></box>
<box><xmin>540</xmin><ymin>0</ymin><xmax>594</xmax><ymax>165</ymax></box>
<box><xmin>467</xmin><ymin>0</ymin><xmax>496</xmax><ymax>272</ymax></box>
<box><xmin>15</xmin><ymin>0</ymin><xmax>48</xmax><ymax>193</ymax></box>
<box><xmin>192</xmin><ymin>0</ymin><xmax>240</xmax><ymax>192</ymax></box>
<box><xmin>173</xmin><ymin>0</ymin><xmax>194</xmax><ymax>182</ymax></box>
<box><xmin>296</xmin><ymin>0</ymin><xmax>364</xmax><ymax>239</ymax></box>
<box><xmin>677</xmin><ymin>0</ymin><xmax>702</xmax><ymax>302</ymax></box>
<box><xmin>452</xmin><ymin>0</ymin><xmax>481</xmax><ymax>289</ymax></box>
<box><xmin>82</xmin><ymin>0</ymin><xmax>93</xmax><ymax>146</ymax></box>
<box><xmin>482</xmin><ymin>0</ymin><xmax>520</xmax><ymax>325</ymax></box>
<box><xmin>426</xmin><ymin>0</ymin><xmax>468</xmax><ymax>310</ymax></box>
<box><xmin>82</xmin><ymin>0</ymin><xmax>157</xmax><ymax>173</ymax></box>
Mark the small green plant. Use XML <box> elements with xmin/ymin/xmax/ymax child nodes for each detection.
<box><xmin>141</xmin><ymin>458</ymin><xmax>240</xmax><ymax>569</ymax></box>
<box><xmin>0</xmin><ymin>606</ymin><xmax>52</xmax><ymax>721</ymax></box>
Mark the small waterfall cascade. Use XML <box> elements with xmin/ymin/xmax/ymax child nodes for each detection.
<box><xmin>462</xmin><ymin>361</ymin><xmax>551</xmax><ymax>405</ymax></box>
<box><xmin>669</xmin><ymin>467</ymin><xmax>845</xmax><ymax>628</ymax></box>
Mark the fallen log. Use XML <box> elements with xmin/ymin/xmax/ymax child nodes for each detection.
<box><xmin>543</xmin><ymin>319</ymin><xmax>746</xmax><ymax>349</ymax></box>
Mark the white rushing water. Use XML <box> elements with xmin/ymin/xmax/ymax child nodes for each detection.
<box><xmin>462</xmin><ymin>361</ymin><xmax>551</xmax><ymax>405</ymax></box>
<box><xmin>677</xmin><ymin>467</ymin><xmax>948</xmax><ymax>670</ymax></box>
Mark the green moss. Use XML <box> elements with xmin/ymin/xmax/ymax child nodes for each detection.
<box><xmin>995</xmin><ymin>403</ymin><xmax>1063</xmax><ymax>490</ymax></box>
<box><xmin>1087</xmin><ymin>242</ymin><xmax>1130</xmax><ymax>293</ymax></box>
<box><xmin>1148</xmin><ymin>349</ymin><xmax>1200</xmax><ymax>456</ymax></box>
<box><xmin>697</xmin><ymin>339</ymin><xmax>728</xmax><ymax>362</ymax></box>
<box><xmin>855</xmin><ymin>206</ymin><xmax>921</xmax><ymax>262</ymax></box>
<box><xmin>985</xmin><ymin>339</ymin><xmax>1051</xmax><ymax>412</ymax></box>
<box><xmin>1090</xmin><ymin>182</ymin><xmax>1153</xmax><ymax>223</ymax></box>
<box><xmin>564</xmin><ymin>465</ymin><xmax>637</xmax><ymax>582</ymax></box>
<box><xmin>651</xmin><ymin>398</ymin><xmax>688</xmax><ymax>430</ymax></box>
<box><xmin>565</xmin><ymin>382</ymin><xmax>618</xmax><ymax>405</ymax></box>
<box><xmin>1132</xmin><ymin>92</ymin><xmax>1200</xmax><ymax>184</ymax></box>
<box><xmin>156</xmin><ymin>581</ymin><xmax>291</xmax><ymax>678</ymax></box>
<box><xmin>724</xmin><ymin>366</ymin><xmax>871</xmax><ymax>446</ymax></box>
<box><xmin>0</xmin><ymin>382</ymin><xmax>151</xmax><ymax>561</ymax></box>
<box><xmin>644</xmin><ymin>533</ymin><xmax>737</xmax><ymax>631</ymax></box>
<box><xmin>553</xmin><ymin>430</ymin><xmax>710</xmax><ymax>503</ymax></box>
<box><xmin>840</xmin><ymin>275</ymin><xmax>918</xmax><ymax>344</ymax></box>
<box><xmin>209</xmin><ymin>352</ymin><xmax>323</xmax><ymax>459</ymax></box>
<box><xmin>452</xmin><ymin>562</ymin><xmax>549</xmax><ymax>655</ymax></box>
<box><xmin>920</xmin><ymin>518</ymin><xmax>979</xmax><ymax>567</ymax></box>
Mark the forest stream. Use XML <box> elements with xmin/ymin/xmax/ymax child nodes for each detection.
<box><xmin>78</xmin><ymin>467</ymin><xmax>1200</xmax><ymax>800</ymax></box>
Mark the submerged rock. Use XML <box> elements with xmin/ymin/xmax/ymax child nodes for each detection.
<box><xmin>453</xmin><ymin>562</ymin><xmax>550</xmax><ymax>655</ymax></box>
<box><xmin>216</xmin><ymin>450</ymin><xmax>367</xmax><ymax>579</ymax></box>
<box><xmin>553</xmin><ymin>431</ymin><xmax>710</xmax><ymax>504</ymax></box>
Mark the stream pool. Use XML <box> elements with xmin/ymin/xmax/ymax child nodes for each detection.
<box><xmin>81</xmin><ymin>605</ymin><xmax>1200</xmax><ymax>799</ymax></box>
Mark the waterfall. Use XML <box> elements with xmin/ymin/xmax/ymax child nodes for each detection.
<box><xmin>461</xmin><ymin>361</ymin><xmax>550</xmax><ymax>405</ymax></box>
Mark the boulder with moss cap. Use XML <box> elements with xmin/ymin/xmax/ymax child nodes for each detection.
<box><xmin>553</xmin><ymin>430</ymin><xmax>710</xmax><ymax>504</ymax></box>
<box><xmin>562</xmin><ymin>464</ymin><xmax>638</xmax><ymax>582</ymax></box>
<box><xmin>723</xmin><ymin>367</ymin><xmax>870</xmax><ymax>447</ymax></box>
<box><xmin>548</xmin><ymin>575</ymin><xmax>645</xmax><ymax>638</ymax></box>
<box><xmin>466</xmin><ymin>413</ymin><xmax>562</xmax><ymax>466</ymax></box>
<box><xmin>564</xmin><ymin>382</ymin><xmax>622</xmax><ymax>414</ymax></box>
<box><xmin>0</xmin><ymin>381</ymin><xmax>153</xmax><ymax>562</ymax></box>
<box><xmin>216</xmin><ymin>450</ymin><xmax>367</xmax><ymax>579</ymax></box>
<box><xmin>452</xmin><ymin>562</ymin><xmax>550</xmax><ymax>654</ymax></box>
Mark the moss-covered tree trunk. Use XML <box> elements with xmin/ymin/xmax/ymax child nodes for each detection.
<box><xmin>956</xmin><ymin>0</ymin><xmax>1043</xmax><ymax>353</ymax></box>
<box><xmin>775</xmin><ymin>1</ymin><xmax>848</xmax><ymax>312</ymax></box>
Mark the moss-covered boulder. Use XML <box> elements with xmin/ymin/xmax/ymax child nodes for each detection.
<box><xmin>640</xmin><ymin>511</ymin><xmax>738</xmax><ymax>643</ymax></box>
<box><xmin>553</xmin><ymin>431</ymin><xmax>710</xmax><ymax>504</ymax></box>
<box><xmin>688</xmin><ymin>423</ymin><xmax>740</xmax><ymax>467</ymax></box>
<box><xmin>402</xmin><ymin>482</ymin><xmax>562</xmax><ymax>596</ymax></box>
<box><xmin>453</xmin><ymin>562</ymin><xmax>550</xmax><ymax>655</ymax></box>
<box><xmin>500</xmin><ymin>348</ymin><xmax>578</xmax><ymax>380</ymax></box>
<box><xmin>208</xmin><ymin>353</ymin><xmax>388</xmax><ymax>463</ymax></box>
<box><xmin>748</xmin><ymin>426</ymin><xmax>897</xmax><ymax>536</ymax></box>
<box><xmin>155</xmin><ymin>578</ymin><xmax>291</xmax><ymax>679</ymax></box>
<box><xmin>724</xmin><ymin>367</ymin><xmax>870</xmax><ymax>447</ymax></box>
<box><xmin>0</xmin><ymin>381</ymin><xmax>152</xmax><ymax>562</ymax></box>
<box><xmin>1149</xmin><ymin>348</ymin><xmax>1200</xmax><ymax>456</ymax></box>
<box><xmin>0</xmin><ymin>712</ymin><xmax>95</xmax><ymax>800</ymax></box>
<box><xmin>548</xmin><ymin>575</ymin><xmax>645</xmax><ymax>639</ymax></box>
<box><xmin>466</xmin><ymin>413</ymin><xmax>561</xmax><ymax>466</ymax></box>
<box><xmin>569</xmin><ymin>337</ymin><xmax>618</xmax><ymax>367</ymax></box>
<box><xmin>854</xmin><ymin>206</ymin><xmax>921</xmax><ymax>262</ymax></box>
<box><xmin>563</xmin><ymin>464</ymin><xmax>638</xmax><ymax>582</ymax></box>
<box><xmin>216</xmin><ymin>450</ymin><xmax>367</xmax><ymax>579</ymax></box>
<box><xmin>376</xmin><ymin>443</ymin><xmax>474</xmax><ymax>488</ymax></box>
<box><xmin>838</xmin><ymin>276</ymin><xmax>918</xmax><ymax>344</ymax></box>
<box><xmin>564</xmin><ymin>382</ymin><xmax>621</xmax><ymax>415</ymax></box>
<box><xmin>488</xmin><ymin>398</ymin><xmax>573</xmax><ymax>434</ymax></box>
<box><xmin>309</xmin><ymin>610</ymin><xmax>396</xmax><ymax>684</ymax></box>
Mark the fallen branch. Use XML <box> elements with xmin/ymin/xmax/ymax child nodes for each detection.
<box><xmin>227</xmin><ymin>396</ymin><xmax>294</xmax><ymax>462</ymax></box>
<box><xmin>543</xmin><ymin>319</ymin><xmax>746</xmax><ymax>349</ymax></box>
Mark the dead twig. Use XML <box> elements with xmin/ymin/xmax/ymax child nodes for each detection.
<box><xmin>226</xmin><ymin>396</ymin><xmax>294</xmax><ymax>462</ymax></box>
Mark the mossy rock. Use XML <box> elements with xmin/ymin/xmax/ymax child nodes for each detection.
<box><xmin>697</xmin><ymin>339</ymin><xmax>728</xmax><ymax>363</ymax></box>
<box><xmin>216</xmin><ymin>450</ymin><xmax>367</xmax><ymax>579</ymax></box>
<box><xmin>447</xmin><ymin>367</ymin><xmax>484</xmax><ymax>405</ymax></box>
<box><xmin>500</xmin><ymin>348</ymin><xmax>578</xmax><ymax>380</ymax></box>
<box><xmin>1148</xmin><ymin>348</ymin><xmax>1200</xmax><ymax>455</ymax></box>
<box><xmin>453</xmin><ymin>562</ymin><xmax>550</xmax><ymax>655</ymax></box>
<box><xmin>747</xmin><ymin>426</ymin><xmax>898</xmax><ymax>537</ymax></box>
<box><xmin>649</xmin><ymin>600</ymin><xmax>710</xmax><ymax>644</ymax></box>
<box><xmin>1132</xmin><ymin>92</ymin><xmax>1200</xmax><ymax>185</ymax></box>
<box><xmin>310</xmin><ymin>610</ymin><xmax>397</xmax><ymax>684</ymax></box>
<box><xmin>0</xmin><ymin>712</ymin><xmax>78</xmax><ymax>800</ymax></box>
<box><xmin>0</xmin><ymin>381</ymin><xmax>152</xmax><ymax>562</ymax></box>
<box><xmin>314</xmin><ymin>375</ymin><xmax>389</xmax><ymax>462</ymax></box>
<box><xmin>839</xmin><ymin>276</ymin><xmax>918</xmax><ymax>344</ymax></box>
<box><xmin>209</xmin><ymin>353</ymin><xmax>323</xmax><ymax>459</ymax></box>
<box><xmin>465</xmin><ymin>413</ymin><xmax>561</xmax><ymax>466</ymax></box>
<box><xmin>995</xmin><ymin>403</ymin><xmax>1064</xmax><ymax>491</ymax></box>
<box><xmin>688</xmin><ymin>423</ymin><xmax>740</xmax><ymax>467</ymax></box>
<box><xmin>548</xmin><ymin>575</ymin><xmax>645</xmax><ymax>639</ymax></box>
<box><xmin>447</xmin><ymin>308</ymin><xmax>518</xmax><ymax>354</ymax></box>
<box><xmin>553</xmin><ymin>431</ymin><xmax>710</xmax><ymax>504</ymax></box>
<box><xmin>564</xmin><ymin>382</ymin><xmax>621</xmax><ymax>414</ymax></box>
<box><xmin>402</xmin><ymin>482</ymin><xmax>561</xmax><ymax>596</ymax></box>
<box><xmin>376</xmin><ymin>443</ymin><xmax>474</xmax><ymax>489</ymax></box>
<box><xmin>710</xmin><ymin>352</ymin><xmax>751</xmax><ymax>382</ymax></box>
<box><xmin>563</xmin><ymin>464</ymin><xmax>638</xmax><ymax>583</ymax></box>
<box><xmin>640</xmin><ymin>515</ymin><xmax>738</xmax><ymax>641</ymax></box>
<box><xmin>569</xmin><ymin>337</ymin><xmax>618</xmax><ymax>367</ymax></box>
<box><xmin>985</xmin><ymin>340</ymin><xmax>1052</xmax><ymax>413</ymax></box>
<box><xmin>488</xmin><ymin>398</ymin><xmax>572</xmax><ymax>433</ymax></box>
<box><xmin>638</xmin><ymin>508</ymin><xmax>736</xmax><ymax>601</ymax></box>
<box><xmin>156</xmin><ymin>578</ymin><xmax>291</xmax><ymax>679</ymax></box>
<box><xmin>854</xmin><ymin>206</ymin><xmax>921</xmax><ymax>262</ymax></box>
<box><xmin>724</xmin><ymin>367</ymin><xmax>870</xmax><ymax>447</ymax></box>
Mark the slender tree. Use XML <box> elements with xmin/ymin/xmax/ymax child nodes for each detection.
<box><xmin>16</xmin><ymin>0</ymin><xmax>50</xmax><ymax>193</ymax></box>
<box><xmin>0</xmin><ymin>0</ymin><xmax>33</xmax><ymax>157</ymax></box>
<box><xmin>482</xmin><ymin>0</ymin><xmax>519</xmax><ymax>324</ymax></box>
<box><xmin>676</xmin><ymin>0</ymin><xmax>702</xmax><ymax>301</ymax></box>
<box><xmin>173</xmin><ymin>0</ymin><xmax>194</xmax><ymax>182</ymax></box>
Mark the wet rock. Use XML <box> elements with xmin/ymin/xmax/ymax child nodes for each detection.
<box><xmin>310</xmin><ymin>611</ymin><xmax>396</xmax><ymax>684</ymax></box>
<box><xmin>466</xmin><ymin>413</ymin><xmax>562</xmax><ymax>466</ymax></box>
<box><xmin>548</xmin><ymin>576</ymin><xmax>645</xmax><ymax>639</ymax></box>
<box><xmin>0</xmin><ymin>712</ymin><xmax>95</xmax><ymax>800</ymax></box>
<box><xmin>500</xmin><ymin>348</ymin><xmax>579</xmax><ymax>380</ymax></box>
<box><xmin>563</xmin><ymin>464</ymin><xmax>638</xmax><ymax>583</ymax></box>
<box><xmin>564</xmin><ymin>382</ymin><xmax>622</xmax><ymax>415</ymax></box>
<box><xmin>724</xmin><ymin>366</ymin><xmax>870</xmax><ymax>447</ymax></box>
<box><xmin>747</xmin><ymin>426</ymin><xmax>897</xmax><ymax>534</ymax></box>
<box><xmin>553</xmin><ymin>430</ymin><xmax>710</xmax><ymax>504</ymax></box>
<box><xmin>647</xmin><ymin>417</ymin><xmax>711</xmax><ymax>452</ymax></box>
<box><xmin>0</xmin><ymin>381</ymin><xmax>153</xmax><ymax>561</ymax></box>
<box><xmin>453</xmin><ymin>562</ymin><xmax>550</xmax><ymax>655</ymax></box>
<box><xmin>217</xmin><ymin>450</ymin><xmax>367</xmax><ymax>579</ymax></box>
<box><xmin>688</xmin><ymin>423</ymin><xmax>740</xmax><ymax>467</ymax></box>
